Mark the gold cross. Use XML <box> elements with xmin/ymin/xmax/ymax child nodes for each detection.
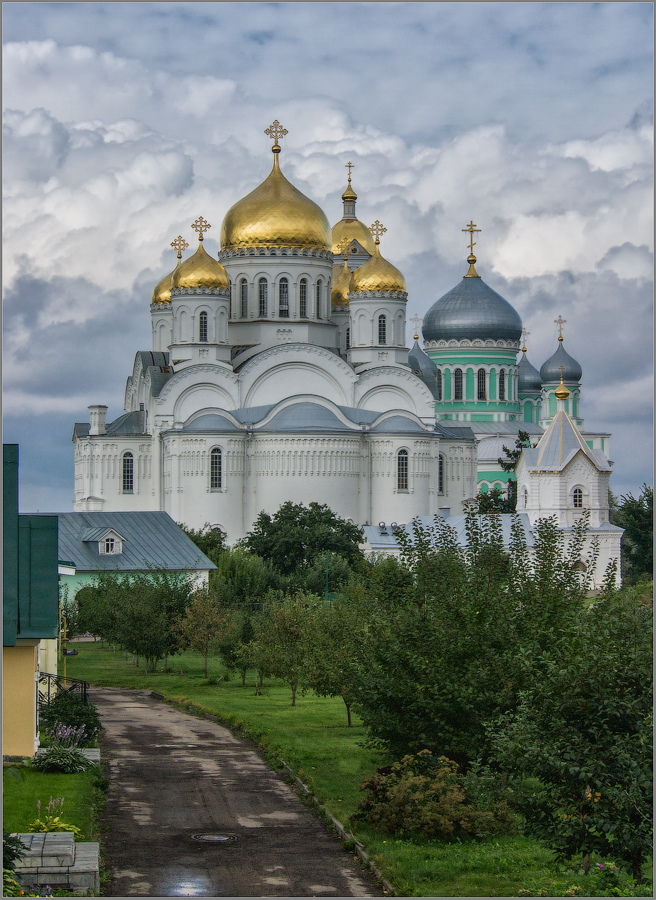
<box><xmin>370</xmin><ymin>220</ymin><xmax>387</xmax><ymax>244</ymax></box>
<box><xmin>462</xmin><ymin>220</ymin><xmax>481</xmax><ymax>254</ymax></box>
<box><xmin>345</xmin><ymin>161</ymin><xmax>354</xmax><ymax>182</ymax></box>
<box><xmin>264</xmin><ymin>119</ymin><xmax>288</xmax><ymax>149</ymax></box>
<box><xmin>555</xmin><ymin>315</ymin><xmax>567</xmax><ymax>341</ymax></box>
<box><xmin>521</xmin><ymin>327</ymin><xmax>530</xmax><ymax>353</ymax></box>
<box><xmin>170</xmin><ymin>235</ymin><xmax>189</xmax><ymax>259</ymax></box>
<box><xmin>410</xmin><ymin>314</ymin><xmax>423</xmax><ymax>341</ymax></box>
<box><xmin>191</xmin><ymin>216</ymin><xmax>211</xmax><ymax>241</ymax></box>
<box><xmin>335</xmin><ymin>238</ymin><xmax>350</xmax><ymax>262</ymax></box>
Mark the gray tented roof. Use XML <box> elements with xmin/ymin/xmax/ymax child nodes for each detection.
<box><xmin>49</xmin><ymin>511</ymin><xmax>216</xmax><ymax>573</ymax></box>
<box><xmin>518</xmin><ymin>353</ymin><xmax>542</xmax><ymax>393</ymax></box>
<box><xmin>540</xmin><ymin>341</ymin><xmax>582</xmax><ymax>384</ymax></box>
<box><xmin>407</xmin><ymin>340</ymin><xmax>440</xmax><ymax>398</ymax></box>
<box><xmin>524</xmin><ymin>411</ymin><xmax>610</xmax><ymax>472</ymax></box>
<box><xmin>422</xmin><ymin>276</ymin><xmax>522</xmax><ymax>343</ymax></box>
<box><xmin>105</xmin><ymin>410</ymin><xmax>147</xmax><ymax>436</ymax></box>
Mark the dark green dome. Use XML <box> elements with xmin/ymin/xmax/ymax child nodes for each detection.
<box><xmin>422</xmin><ymin>276</ymin><xmax>522</xmax><ymax>343</ymax></box>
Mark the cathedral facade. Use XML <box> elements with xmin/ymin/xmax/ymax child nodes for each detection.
<box><xmin>72</xmin><ymin>121</ymin><xmax>620</xmax><ymax>570</ymax></box>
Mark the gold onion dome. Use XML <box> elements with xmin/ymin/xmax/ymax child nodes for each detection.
<box><xmin>331</xmin><ymin>258</ymin><xmax>352</xmax><ymax>307</ymax></box>
<box><xmin>555</xmin><ymin>372</ymin><xmax>570</xmax><ymax>400</ymax></box>
<box><xmin>152</xmin><ymin>268</ymin><xmax>175</xmax><ymax>304</ymax></box>
<box><xmin>171</xmin><ymin>218</ymin><xmax>229</xmax><ymax>292</ymax></box>
<box><xmin>220</xmin><ymin>125</ymin><xmax>331</xmax><ymax>251</ymax></box>
<box><xmin>332</xmin><ymin>218</ymin><xmax>375</xmax><ymax>255</ymax></box>
<box><xmin>350</xmin><ymin>224</ymin><xmax>406</xmax><ymax>294</ymax></box>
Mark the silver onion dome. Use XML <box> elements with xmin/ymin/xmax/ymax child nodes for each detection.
<box><xmin>422</xmin><ymin>276</ymin><xmax>522</xmax><ymax>343</ymax></box>
<box><xmin>408</xmin><ymin>340</ymin><xmax>440</xmax><ymax>398</ymax></box>
<box><xmin>518</xmin><ymin>352</ymin><xmax>542</xmax><ymax>393</ymax></box>
<box><xmin>540</xmin><ymin>341</ymin><xmax>582</xmax><ymax>383</ymax></box>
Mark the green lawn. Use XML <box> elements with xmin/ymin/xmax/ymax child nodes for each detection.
<box><xmin>64</xmin><ymin>642</ymin><xmax>645</xmax><ymax>897</ymax></box>
<box><xmin>3</xmin><ymin>767</ymin><xmax>99</xmax><ymax>841</ymax></box>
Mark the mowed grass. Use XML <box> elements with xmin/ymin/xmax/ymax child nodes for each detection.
<box><xmin>3</xmin><ymin>768</ymin><xmax>99</xmax><ymax>840</ymax></box>
<box><xmin>64</xmin><ymin>642</ymin><xmax>587</xmax><ymax>897</ymax></box>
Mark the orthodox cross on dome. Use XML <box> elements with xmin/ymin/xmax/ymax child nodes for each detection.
<box><xmin>521</xmin><ymin>327</ymin><xmax>530</xmax><ymax>353</ymax></box>
<box><xmin>265</xmin><ymin>119</ymin><xmax>288</xmax><ymax>151</ymax></box>
<box><xmin>170</xmin><ymin>235</ymin><xmax>189</xmax><ymax>261</ymax></box>
<box><xmin>555</xmin><ymin>315</ymin><xmax>567</xmax><ymax>342</ymax></box>
<box><xmin>345</xmin><ymin>161</ymin><xmax>354</xmax><ymax>182</ymax></box>
<box><xmin>336</xmin><ymin>238</ymin><xmax>351</xmax><ymax>262</ymax></box>
<box><xmin>410</xmin><ymin>314</ymin><xmax>423</xmax><ymax>341</ymax></box>
<box><xmin>462</xmin><ymin>220</ymin><xmax>481</xmax><ymax>255</ymax></box>
<box><xmin>370</xmin><ymin>220</ymin><xmax>387</xmax><ymax>245</ymax></box>
<box><xmin>191</xmin><ymin>216</ymin><xmax>211</xmax><ymax>241</ymax></box>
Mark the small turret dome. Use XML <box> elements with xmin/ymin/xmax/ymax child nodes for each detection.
<box><xmin>518</xmin><ymin>352</ymin><xmax>542</xmax><ymax>393</ymax></box>
<box><xmin>408</xmin><ymin>340</ymin><xmax>439</xmax><ymax>398</ymax></box>
<box><xmin>540</xmin><ymin>340</ymin><xmax>582</xmax><ymax>383</ymax></box>
<box><xmin>171</xmin><ymin>240</ymin><xmax>229</xmax><ymax>293</ymax></box>
<box><xmin>350</xmin><ymin>241</ymin><xmax>406</xmax><ymax>294</ymax></box>
<box><xmin>331</xmin><ymin>258</ymin><xmax>351</xmax><ymax>307</ymax></box>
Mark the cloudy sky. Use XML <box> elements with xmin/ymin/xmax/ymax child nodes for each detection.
<box><xmin>3</xmin><ymin>2</ymin><xmax>653</xmax><ymax>511</ymax></box>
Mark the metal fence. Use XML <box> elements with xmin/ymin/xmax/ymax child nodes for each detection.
<box><xmin>38</xmin><ymin>671</ymin><xmax>89</xmax><ymax>708</ymax></box>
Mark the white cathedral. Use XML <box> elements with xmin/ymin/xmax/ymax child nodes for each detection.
<box><xmin>72</xmin><ymin>122</ymin><xmax>622</xmax><ymax>582</ymax></box>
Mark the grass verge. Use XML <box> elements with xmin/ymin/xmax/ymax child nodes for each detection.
<box><xmin>66</xmin><ymin>642</ymin><xmax>651</xmax><ymax>897</ymax></box>
<box><xmin>3</xmin><ymin>766</ymin><xmax>102</xmax><ymax>840</ymax></box>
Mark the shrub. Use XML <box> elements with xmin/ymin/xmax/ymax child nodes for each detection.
<box><xmin>28</xmin><ymin>798</ymin><xmax>84</xmax><ymax>839</ymax></box>
<box><xmin>354</xmin><ymin>750</ymin><xmax>515</xmax><ymax>840</ymax></box>
<box><xmin>31</xmin><ymin>747</ymin><xmax>94</xmax><ymax>775</ymax></box>
<box><xmin>3</xmin><ymin>832</ymin><xmax>26</xmax><ymax>871</ymax></box>
<box><xmin>39</xmin><ymin>694</ymin><xmax>101</xmax><ymax>746</ymax></box>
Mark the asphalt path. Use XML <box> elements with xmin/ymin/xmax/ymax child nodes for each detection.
<box><xmin>94</xmin><ymin>687</ymin><xmax>382</xmax><ymax>897</ymax></box>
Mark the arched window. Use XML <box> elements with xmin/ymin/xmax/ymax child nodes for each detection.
<box><xmin>258</xmin><ymin>278</ymin><xmax>268</xmax><ymax>318</ymax></box>
<box><xmin>499</xmin><ymin>369</ymin><xmax>506</xmax><ymax>401</ymax></box>
<box><xmin>573</xmin><ymin>487</ymin><xmax>583</xmax><ymax>509</ymax></box>
<box><xmin>299</xmin><ymin>278</ymin><xmax>308</xmax><ymax>317</ymax></box>
<box><xmin>436</xmin><ymin>369</ymin><xmax>442</xmax><ymax>401</ymax></box>
<box><xmin>397</xmin><ymin>449</ymin><xmax>409</xmax><ymax>491</ymax></box>
<box><xmin>199</xmin><ymin>311</ymin><xmax>208</xmax><ymax>343</ymax></box>
<box><xmin>524</xmin><ymin>488</ymin><xmax>529</xmax><ymax>508</ymax></box>
<box><xmin>279</xmin><ymin>278</ymin><xmax>289</xmax><ymax>317</ymax></box>
<box><xmin>477</xmin><ymin>368</ymin><xmax>486</xmax><ymax>400</ymax></box>
<box><xmin>228</xmin><ymin>279</ymin><xmax>232</xmax><ymax>318</ymax></box>
<box><xmin>316</xmin><ymin>279</ymin><xmax>322</xmax><ymax>318</ymax></box>
<box><xmin>378</xmin><ymin>315</ymin><xmax>387</xmax><ymax>345</ymax></box>
<box><xmin>345</xmin><ymin>327</ymin><xmax>350</xmax><ymax>350</ymax></box>
<box><xmin>122</xmin><ymin>452</ymin><xmax>134</xmax><ymax>494</ymax></box>
<box><xmin>438</xmin><ymin>454</ymin><xmax>445</xmax><ymax>494</ymax></box>
<box><xmin>210</xmin><ymin>448</ymin><xmax>222</xmax><ymax>491</ymax></box>
<box><xmin>454</xmin><ymin>368</ymin><xmax>463</xmax><ymax>401</ymax></box>
<box><xmin>240</xmin><ymin>278</ymin><xmax>248</xmax><ymax>318</ymax></box>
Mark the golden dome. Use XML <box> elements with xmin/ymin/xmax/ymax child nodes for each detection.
<box><xmin>331</xmin><ymin>218</ymin><xmax>375</xmax><ymax>255</ymax></box>
<box><xmin>331</xmin><ymin>259</ymin><xmax>351</xmax><ymax>307</ymax></box>
<box><xmin>152</xmin><ymin>268</ymin><xmax>175</xmax><ymax>304</ymax></box>
<box><xmin>220</xmin><ymin>149</ymin><xmax>331</xmax><ymax>251</ymax></box>
<box><xmin>171</xmin><ymin>239</ymin><xmax>229</xmax><ymax>292</ymax></box>
<box><xmin>554</xmin><ymin>373</ymin><xmax>570</xmax><ymax>400</ymax></box>
<box><xmin>350</xmin><ymin>241</ymin><xmax>406</xmax><ymax>294</ymax></box>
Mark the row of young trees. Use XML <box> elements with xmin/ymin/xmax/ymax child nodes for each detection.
<box><xmin>75</xmin><ymin>501</ymin><xmax>652</xmax><ymax>883</ymax></box>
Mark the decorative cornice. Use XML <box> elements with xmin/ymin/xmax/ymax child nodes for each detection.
<box><xmin>170</xmin><ymin>286</ymin><xmax>229</xmax><ymax>298</ymax></box>
<box><xmin>219</xmin><ymin>247</ymin><xmax>333</xmax><ymax>261</ymax></box>
<box><xmin>349</xmin><ymin>290</ymin><xmax>408</xmax><ymax>301</ymax></box>
<box><xmin>424</xmin><ymin>338</ymin><xmax>519</xmax><ymax>350</ymax></box>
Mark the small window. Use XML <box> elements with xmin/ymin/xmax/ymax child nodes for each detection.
<box><xmin>258</xmin><ymin>278</ymin><xmax>268</xmax><ymax>318</ymax></box>
<box><xmin>477</xmin><ymin>368</ymin><xmax>486</xmax><ymax>400</ymax></box>
<box><xmin>316</xmin><ymin>279</ymin><xmax>322</xmax><ymax>318</ymax></box>
<box><xmin>524</xmin><ymin>488</ymin><xmax>529</xmax><ymax>508</ymax></box>
<box><xmin>397</xmin><ymin>449</ymin><xmax>409</xmax><ymax>492</ymax></box>
<box><xmin>299</xmin><ymin>278</ymin><xmax>308</xmax><ymax>317</ymax></box>
<box><xmin>210</xmin><ymin>448</ymin><xmax>222</xmax><ymax>491</ymax></box>
<box><xmin>378</xmin><ymin>315</ymin><xmax>387</xmax><ymax>345</ymax></box>
<box><xmin>122</xmin><ymin>453</ymin><xmax>134</xmax><ymax>493</ymax></box>
<box><xmin>199</xmin><ymin>311</ymin><xmax>208</xmax><ymax>343</ymax></box>
<box><xmin>436</xmin><ymin>369</ymin><xmax>442</xmax><ymax>401</ymax></box>
<box><xmin>499</xmin><ymin>369</ymin><xmax>506</xmax><ymax>401</ymax></box>
<box><xmin>345</xmin><ymin>327</ymin><xmax>350</xmax><ymax>350</ymax></box>
<box><xmin>279</xmin><ymin>278</ymin><xmax>289</xmax><ymax>318</ymax></box>
<box><xmin>438</xmin><ymin>455</ymin><xmax>445</xmax><ymax>494</ymax></box>
<box><xmin>240</xmin><ymin>278</ymin><xmax>248</xmax><ymax>318</ymax></box>
<box><xmin>573</xmin><ymin>487</ymin><xmax>583</xmax><ymax>509</ymax></box>
<box><xmin>454</xmin><ymin>368</ymin><xmax>463</xmax><ymax>401</ymax></box>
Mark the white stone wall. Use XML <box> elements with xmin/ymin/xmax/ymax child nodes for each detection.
<box><xmin>73</xmin><ymin>438</ymin><xmax>154</xmax><ymax>511</ymax></box>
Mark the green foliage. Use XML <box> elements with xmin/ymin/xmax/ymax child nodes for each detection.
<box><xmin>209</xmin><ymin>547</ymin><xmax>279</xmax><ymax>602</ymax></box>
<box><xmin>174</xmin><ymin>589</ymin><xmax>229</xmax><ymax>677</ymax></box>
<box><xmin>38</xmin><ymin>695</ymin><xmax>101</xmax><ymax>747</ymax></box>
<box><xmin>243</xmin><ymin>501</ymin><xmax>364</xmax><ymax>576</ymax></box>
<box><xmin>252</xmin><ymin>592</ymin><xmax>318</xmax><ymax>705</ymax></box>
<box><xmin>31</xmin><ymin>748</ymin><xmax>94</xmax><ymax>775</ymax></box>
<box><xmin>613</xmin><ymin>485</ymin><xmax>653</xmax><ymax>584</ymax></box>
<box><xmin>28</xmin><ymin>797</ymin><xmax>84</xmax><ymax>839</ymax></box>
<box><xmin>177</xmin><ymin>522</ymin><xmax>227</xmax><ymax>558</ymax></box>
<box><xmin>488</xmin><ymin>588</ymin><xmax>653</xmax><ymax>883</ymax></box>
<box><xmin>498</xmin><ymin>429</ymin><xmax>535</xmax><ymax>473</ymax></box>
<box><xmin>3</xmin><ymin>833</ymin><xmax>25</xmax><ymax>871</ymax></box>
<box><xmin>354</xmin><ymin>750</ymin><xmax>515</xmax><ymax>840</ymax></box>
<box><xmin>475</xmin><ymin>485</ymin><xmax>516</xmax><ymax>513</ymax></box>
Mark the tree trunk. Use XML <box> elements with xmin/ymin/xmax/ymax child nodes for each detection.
<box><xmin>163</xmin><ymin>652</ymin><xmax>168</xmax><ymax>673</ymax></box>
<box><xmin>582</xmin><ymin>852</ymin><xmax>591</xmax><ymax>876</ymax></box>
<box><xmin>344</xmin><ymin>699</ymin><xmax>352</xmax><ymax>727</ymax></box>
<box><xmin>204</xmin><ymin>651</ymin><xmax>208</xmax><ymax>678</ymax></box>
<box><xmin>241</xmin><ymin>668</ymin><xmax>246</xmax><ymax>687</ymax></box>
<box><xmin>144</xmin><ymin>658</ymin><xmax>148</xmax><ymax>674</ymax></box>
<box><xmin>291</xmin><ymin>682</ymin><xmax>297</xmax><ymax>707</ymax></box>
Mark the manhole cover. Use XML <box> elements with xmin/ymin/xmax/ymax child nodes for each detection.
<box><xmin>191</xmin><ymin>833</ymin><xmax>237</xmax><ymax>843</ymax></box>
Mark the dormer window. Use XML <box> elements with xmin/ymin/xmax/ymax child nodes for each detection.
<box><xmin>98</xmin><ymin>532</ymin><xmax>123</xmax><ymax>554</ymax></box>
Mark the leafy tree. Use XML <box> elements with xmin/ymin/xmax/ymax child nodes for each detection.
<box><xmin>243</xmin><ymin>502</ymin><xmax>364</xmax><ymax>576</ymax></box>
<box><xmin>174</xmin><ymin>589</ymin><xmax>229</xmax><ymax>677</ymax></box>
<box><xmin>210</xmin><ymin>548</ymin><xmax>279</xmax><ymax>603</ymax></box>
<box><xmin>488</xmin><ymin>586</ymin><xmax>652</xmax><ymax>883</ymax></box>
<box><xmin>342</xmin><ymin>511</ymin><xmax>610</xmax><ymax>767</ymax></box>
<box><xmin>474</xmin><ymin>485</ymin><xmax>515</xmax><ymax>513</ymax></box>
<box><xmin>614</xmin><ymin>485</ymin><xmax>653</xmax><ymax>584</ymax></box>
<box><xmin>178</xmin><ymin>523</ymin><xmax>227</xmax><ymax>559</ymax></box>
<box><xmin>252</xmin><ymin>592</ymin><xmax>317</xmax><ymax>705</ymax></box>
<box><xmin>216</xmin><ymin>609</ymin><xmax>259</xmax><ymax>686</ymax></box>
